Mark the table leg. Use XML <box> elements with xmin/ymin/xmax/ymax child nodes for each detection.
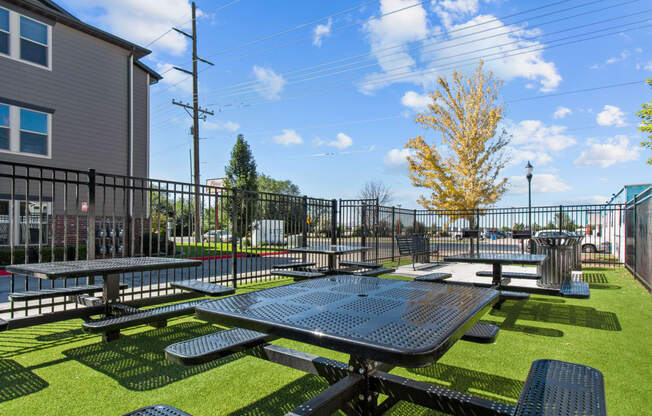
<box><xmin>492</xmin><ymin>263</ymin><xmax>502</xmax><ymax>288</ymax></box>
<box><xmin>102</xmin><ymin>273</ymin><xmax>120</xmax><ymax>314</ymax></box>
<box><xmin>328</xmin><ymin>254</ymin><xmax>335</xmax><ymax>273</ymax></box>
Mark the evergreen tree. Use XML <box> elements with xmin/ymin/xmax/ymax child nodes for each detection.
<box><xmin>225</xmin><ymin>134</ymin><xmax>258</xmax><ymax>191</ymax></box>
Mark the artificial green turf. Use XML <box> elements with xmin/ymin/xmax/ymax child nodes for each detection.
<box><xmin>0</xmin><ymin>267</ymin><xmax>650</xmax><ymax>415</ymax></box>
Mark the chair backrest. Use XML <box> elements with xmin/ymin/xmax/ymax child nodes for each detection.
<box><xmin>395</xmin><ymin>236</ymin><xmax>413</xmax><ymax>255</ymax></box>
<box><xmin>412</xmin><ymin>235</ymin><xmax>430</xmax><ymax>251</ymax></box>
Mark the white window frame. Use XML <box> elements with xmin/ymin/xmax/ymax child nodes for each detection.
<box><xmin>0</xmin><ymin>104</ymin><xmax>52</xmax><ymax>159</ymax></box>
<box><xmin>0</xmin><ymin>7</ymin><xmax>9</xmax><ymax>57</ymax></box>
<box><xmin>0</xmin><ymin>6</ymin><xmax>52</xmax><ymax>71</ymax></box>
<box><xmin>0</xmin><ymin>103</ymin><xmax>9</xmax><ymax>151</ymax></box>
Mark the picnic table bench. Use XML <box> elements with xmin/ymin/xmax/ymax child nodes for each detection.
<box><xmin>0</xmin><ymin>318</ymin><xmax>7</xmax><ymax>331</ymax></box>
<box><xmin>272</xmin><ymin>262</ymin><xmax>316</xmax><ymax>270</ymax></box>
<box><xmin>395</xmin><ymin>235</ymin><xmax>437</xmax><ymax>270</ymax></box>
<box><xmin>83</xmin><ymin>299</ymin><xmax>207</xmax><ymax>342</ymax></box>
<box><xmin>123</xmin><ymin>405</ymin><xmax>192</xmax><ymax>416</ymax></box>
<box><xmin>271</xmin><ymin>270</ymin><xmax>326</xmax><ymax>281</ymax></box>
<box><xmin>8</xmin><ymin>283</ymin><xmax>128</xmax><ymax>302</ymax></box>
<box><xmin>169</xmin><ymin>280</ymin><xmax>235</xmax><ymax>297</ymax></box>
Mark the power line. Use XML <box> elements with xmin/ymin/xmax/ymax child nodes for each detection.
<box><xmin>209</xmin><ymin>2</ymin><xmax>641</xmax><ymax>101</ymax></box>
<box><xmin>204</xmin><ymin>0</ymin><xmax>592</xmax><ymax>96</ymax></box>
<box><xmin>208</xmin><ymin>11</ymin><xmax>650</xmax><ymax>104</ymax></box>
<box><xmin>201</xmin><ymin>21</ymin><xmax>650</xmax><ymax>112</ymax></box>
<box><xmin>506</xmin><ymin>80</ymin><xmax>646</xmax><ymax>103</ymax></box>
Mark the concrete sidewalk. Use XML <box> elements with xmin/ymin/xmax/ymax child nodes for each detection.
<box><xmin>390</xmin><ymin>262</ymin><xmax>543</xmax><ymax>289</ymax></box>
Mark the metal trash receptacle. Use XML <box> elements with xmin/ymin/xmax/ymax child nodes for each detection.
<box><xmin>533</xmin><ymin>235</ymin><xmax>582</xmax><ymax>288</ymax></box>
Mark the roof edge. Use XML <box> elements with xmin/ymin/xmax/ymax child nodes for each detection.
<box><xmin>7</xmin><ymin>0</ymin><xmax>152</xmax><ymax>59</ymax></box>
<box><xmin>135</xmin><ymin>60</ymin><xmax>163</xmax><ymax>83</ymax></box>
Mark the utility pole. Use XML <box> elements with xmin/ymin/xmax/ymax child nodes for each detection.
<box><xmin>171</xmin><ymin>1</ymin><xmax>214</xmax><ymax>242</ymax></box>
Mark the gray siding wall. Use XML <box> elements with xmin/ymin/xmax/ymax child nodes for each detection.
<box><xmin>0</xmin><ymin>0</ymin><xmax>150</xmax><ymax>178</ymax></box>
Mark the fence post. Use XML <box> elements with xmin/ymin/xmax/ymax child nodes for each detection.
<box><xmin>87</xmin><ymin>169</ymin><xmax>96</xmax><ymax>261</ymax></box>
<box><xmin>633</xmin><ymin>194</ymin><xmax>637</xmax><ymax>274</ymax></box>
<box><xmin>361</xmin><ymin>202</ymin><xmax>367</xmax><ymax>261</ymax></box>
<box><xmin>375</xmin><ymin>197</ymin><xmax>379</xmax><ymax>262</ymax></box>
<box><xmin>391</xmin><ymin>206</ymin><xmax>395</xmax><ymax>262</ymax></box>
<box><xmin>413</xmin><ymin>209</ymin><xmax>417</xmax><ymax>234</ymax></box>
<box><xmin>476</xmin><ymin>210</ymin><xmax>480</xmax><ymax>254</ymax></box>
<box><xmin>302</xmin><ymin>196</ymin><xmax>308</xmax><ymax>262</ymax></box>
<box><xmin>559</xmin><ymin>205</ymin><xmax>563</xmax><ymax>234</ymax></box>
<box><xmin>231</xmin><ymin>189</ymin><xmax>238</xmax><ymax>289</ymax></box>
<box><xmin>331</xmin><ymin>199</ymin><xmax>337</xmax><ymax>246</ymax></box>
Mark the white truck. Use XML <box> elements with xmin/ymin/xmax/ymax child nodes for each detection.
<box><xmin>251</xmin><ymin>220</ymin><xmax>285</xmax><ymax>246</ymax></box>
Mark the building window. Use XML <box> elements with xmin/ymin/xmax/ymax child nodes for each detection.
<box><xmin>20</xmin><ymin>16</ymin><xmax>47</xmax><ymax>67</ymax></box>
<box><xmin>0</xmin><ymin>104</ymin><xmax>8</xmax><ymax>150</ymax></box>
<box><xmin>0</xmin><ymin>8</ymin><xmax>8</xmax><ymax>55</ymax></box>
<box><xmin>19</xmin><ymin>108</ymin><xmax>48</xmax><ymax>155</ymax></box>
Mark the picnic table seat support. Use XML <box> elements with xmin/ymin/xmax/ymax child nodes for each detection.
<box><xmin>270</xmin><ymin>270</ymin><xmax>326</xmax><ymax>281</ymax></box>
<box><xmin>123</xmin><ymin>405</ymin><xmax>192</xmax><ymax>416</ymax></box>
<box><xmin>165</xmin><ymin>328</ymin><xmax>271</xmax><ymax>366</ymax></box>
<box><xmin>169</xmin><ymin>280</ymin><xmax>235</xmax><ymax>297</ymax></box>
<box><xmin>512</xmin><ymin>359</ymin><xmax>606</xmax><ymax>416</ymax></box>
<box><xmin>9</xmin><ymin>283</ymin><xmax>128</xmax><ymax>302</ymax></box>
<box><xmin>82</xmin><ymin>299</ymin><xmax>206</xmax><ymax>342</ymax></box>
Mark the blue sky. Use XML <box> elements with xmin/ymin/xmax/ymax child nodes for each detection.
<box><xmin>59</xmin><ymin>0</ymin><xmax>651</xmax><ymax>208</ymax></box>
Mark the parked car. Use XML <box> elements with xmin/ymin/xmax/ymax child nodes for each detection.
<box><xmin>203</xmin><ymin>230</ymin><xmax>232</xmax><ymax>243</ymax></box>
<box><xmin>535</xmin><ymin>229</ymin><xmax>570</xmax><ymax>238</ymax></box>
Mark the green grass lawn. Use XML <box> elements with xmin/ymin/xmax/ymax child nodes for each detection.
<box><xmin>0</xmin><ymin>266</ymin><xmax>650</xmax><ymax>415</ymax></box>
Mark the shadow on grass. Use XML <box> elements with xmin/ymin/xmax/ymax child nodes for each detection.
<box><xmin>582</xmin><ymin>272</ymin><xmax>621</xmax><ymax>290</ymax></box>
<box><xmin>481</xmin><ymin>318</ymin><xmax>563</xmax><ymax>338</ymax></box>
<box><xmin>407</xmin><ymin>362</ymin><xmax>523</xmax><ymax>405</ymax></box>
<box><xmin>0</xmin><ymin>322</ymin><xmax>94</xmax><ymax>358</ymax></box>
<box><xmin>228</xmin><ymin>374</ymin><xmax>328</xmax><ymax>415</ymax></box>
<box><xmin>490</xmin><ymin>299</ymin><xmax>621</xmax><ymax>331</ymax></box>
<box><xmin>0</xmin><ymin>359</ymin><xmax>49</xmax><ymax>403</ymax></box>
<box><xmin>63</xmin><ymin>321</ymin><xmax>241</xmax><ymax>391</ymax></box>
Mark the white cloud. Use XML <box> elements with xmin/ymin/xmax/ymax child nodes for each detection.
<box><xmin>65</xmin><ymin>0</ymin><xmax>196</xmax><ymax>56</ymax></box>
<box><xmin>504</xmin><ymin>119</ymin><xmax>576</xmax><ymax>166</ymax></box>
<box><xmin>273</xmin><ymin>129</ymin><xmax>303</xmax><ymax>146</ymax></box>
<box><xmin>328</xmin><ymin>133</ymin><xmax>354</xmax><ymax>149</ymax></box>
<box><xmin>434</xmin><ymin>0</ymin><xmax>481</xmax><ymax>28</ymax></box>
<box><xmin>401</xmin><ymin>91</ymin><xmax>432</xmax><ymax>111</ymax></box>
<box><xmin>566</xmin><ymin>195</ymin><xmax>610</xmax><ymax>205</ymax></box>
<box><xmin>361</xmin><ymin>2</ymin><xmax>561</xmax><ymax>94</ymax></box>
<box><xmin>384</xmin><ymin>148</ymin><xmax>414</xmax><ymax>171</ymax></box>
<box><xmin>253</xmin><ymin>66</ymin><xmax>286</xmax><ymax>100</ymax></box>
<box><xmin>509</xmin><ymin>174</ymin><xmax>570</xmax><ymax>194</ymax></box>
<box><xmin>508</xmin><ymin>148</ymin><xmax>552</xmax><ymax>167</ymax></box>
<box><xmin>313</xmin><ymin>18</ymin><xmax>332</xmax><ymax>47</ymax></box>
<box><xmin>553</xmin><ymin>106</ymin><xmax>572</xmax><ymax>119</ymax></box>
<box><xmin>574</xmin><ymin>135</ymin><xmax>640</xmax><ymax>167</ymax></box>
<box><xmin>156</xmin><ymin>62</ymin><xmax>193</xmax><ymax>93</ymax></box>
<box><xmin>591</xmin><ymin>49</ymin><xmax>630</xmax><ymax>69</ymax></box>
<box><xmin>596</xmin><ymin>105</ymin><xmax>626</xmax><ymax>127</ymax></box>
<box><xmin>361</xmin><ymin>0</ymin><xmax>431</xmax><ymax>93</ymax></box>
<box><xmin>203</xmin><ymin>120</ymin><xmax>240</xmax><ymax>132</ymax></box>
<box><xmin>644</xmin><ymin>61</ymin><xmax>652</xmax><ymax>71</ymax></box>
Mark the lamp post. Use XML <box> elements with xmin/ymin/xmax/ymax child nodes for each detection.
<box><xmin>525</xmin><ymin>161</ymin><xmax>534</xmax><ymax>233</ymax></box>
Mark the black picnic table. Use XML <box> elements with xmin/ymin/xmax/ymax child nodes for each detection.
<box><xmin>285</xmin><ymin>245</ymin><xmax>372</xmax><ymax>273</ymax></box>
<box><xmin>443</xmin><ymin>253</ymin><xmax>547</xmax><ymax>288</ymax></box>
<box><xmin>5</xmin><ymin>257</ymin><xmax>202</xmax><ymax>313</ymax></box>
<box><xmin>195</xmin><ymin>275</ymin><xmax>500</xmax><ymax>414</ymax></box>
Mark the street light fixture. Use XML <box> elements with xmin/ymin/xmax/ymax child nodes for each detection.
<box><xmin>525</xmin><ymin>161</ymin><xmax>534</xmax><ymax>235</ymax></box>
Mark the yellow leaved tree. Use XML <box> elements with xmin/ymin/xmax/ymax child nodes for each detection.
<box><xmin>405</xmin><ymin>61</ymin><xmax>510</xmax><ymax>228</ymax></box>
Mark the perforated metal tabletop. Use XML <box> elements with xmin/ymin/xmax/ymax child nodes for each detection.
<box><xmin>5</xmin><ymin>257</ymin><xmax>202</xmax><ymax>280</ymax></box>
<box><xmin>443</xmin><ymin>253</ymin><xmax>547</xmax><ymax>265</ymax></box>
<box><xmin>196</xmin><ymin>275</ymin><xmax>498</xmax><ymax>367</ymax></box>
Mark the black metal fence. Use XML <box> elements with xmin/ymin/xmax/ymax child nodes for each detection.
<box><xmin>625</xmin><ymin>186</ymin><xmax>651</xmax><ymax>290</ymax></box>
<box><xmin>0</xmin><ymin>159</ymin><xmax>644</xmax><ymax>320</ymax></box>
